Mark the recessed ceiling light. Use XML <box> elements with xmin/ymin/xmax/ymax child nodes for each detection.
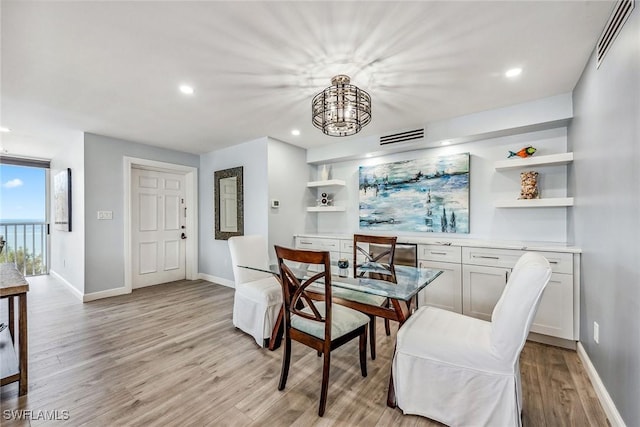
<box><xmin>291</xmin><ymin>129</ymin><xmax>300</xmax><ymax>136</ymax></box>
<box><xmin>0</xmin><ymin>127</ymin><xmax>10</xmax><ymax>133</ymax></box>
<box><xmin>505</xmin><ymin>68</ymin><xmax>522</xmax><ymax>78</ymax></box>
<box><xmin>441</xmin><ymin>140</ymin><xmax>451</xmax><ymax>146</ymax></box>
<box><xmin>365</xmin><ymin>153</ymin><xmax>374</xmax><ymax>158</ymax></box>
<box><xmin>179</xmin><ymin>85</ymin><xmax>194</xmax><ymax>95</ymax></box>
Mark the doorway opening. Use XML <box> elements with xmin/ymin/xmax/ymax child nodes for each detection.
<box><xmin>0</xmin><ymin>157</ymin><xmax>50</xmax><ymax>276</ymax></box>
<box><xmin>123</xmin><ymin>157</ymin><xmax>198</xmax><ymax>293</ymax></box>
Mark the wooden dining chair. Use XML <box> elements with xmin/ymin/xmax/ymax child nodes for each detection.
<box><xmin>352</xmin><ymin>234</ymin><xmax>398</xmax><ymax>359</ymax></box>
<box><xmin>275</xmin><ymin>245</ymin><xmax>369</xmax><ymax>417</ymax></box>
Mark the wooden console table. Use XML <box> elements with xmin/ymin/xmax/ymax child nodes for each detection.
<box><xmin>1</xmin><ymin>263</ymin><xmax>29</xmax><ymax>395</ymax></box>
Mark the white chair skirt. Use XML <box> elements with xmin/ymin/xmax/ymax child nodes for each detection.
<box><xmin>393</xmin><ymin>307</ymin><xmax>522</xmax><ymax>427</ymax></box>
<box><xmin>232</xmin><ymin>277</ymin><xmax>282</xmax><ymax>347</ymax></box>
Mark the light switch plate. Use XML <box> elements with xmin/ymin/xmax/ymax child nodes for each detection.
<box><xmin>97</xmin><ymin>211</ymin><xmax>113</xmax><ymax>220</ymax></box>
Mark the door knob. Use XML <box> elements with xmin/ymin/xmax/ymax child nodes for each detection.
<box><xmin>181</xmin><ymin>233</ymin><xmax>187</xmax><ymax>240</ymax></box>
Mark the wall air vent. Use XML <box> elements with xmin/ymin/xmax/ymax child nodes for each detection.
<box><xmin>597</xmin><ymin>0</ymin><xmax>634</xmax><ymax>68</ymax></box>
<box><xmin>380</xmin><ymin>128</ymin><xmax>424</xmax><ymax>146</ymax></box>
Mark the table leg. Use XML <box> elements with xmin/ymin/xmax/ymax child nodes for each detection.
<box><xmin>268</xmin><ymin>306</ymin><xmax>284</xmax><ymax>351</ymax></box>
<box><xmin>18</xmin><ymin>293</ymin><xmax>28</xmax><ymax>396</ymax></box>
<box><xmin>8</xmin><ymin>296</ymin><xmax>15</xmax><ymax>344</ymax></box>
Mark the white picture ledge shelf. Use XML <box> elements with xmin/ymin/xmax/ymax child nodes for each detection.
<box><xmin>495</xmin><ymin>198</ymin><xmax>574</xmax><ymax>208</ymax></box>
<box><xmin>494</xmin><ymin>153</ymin><xmax>574</xmax><ymax>171</ymax></box>
<box><xmin>306</xmin><ymin>206</ymin><xmax>346</xmax><ymax>212</ymax></box>
<box><xmin>307</xmin><ymin>179</ymin><xmax>346</xmax><ymax>188</ymax></box>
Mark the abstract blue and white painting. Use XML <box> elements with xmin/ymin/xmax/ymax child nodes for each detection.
<box><xmin>359</xmin><ymin>153</ymin><xmax>470</xmax><ymax>233</ymax></box>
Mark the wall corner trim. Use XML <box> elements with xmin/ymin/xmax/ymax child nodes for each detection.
<box><xmin>50</xmin><ymin>269</ymin><xmax>84</xmax><ymax>302</ymax></box>
<box><xmin>576</xmin><ymin>342</ymin><xmax>627</xmax><ymax>427</ymax></box>
<box><xmin>198</xmin><ymin>273</ymin><xmax>235</xmax><ymax>289</ymax></box>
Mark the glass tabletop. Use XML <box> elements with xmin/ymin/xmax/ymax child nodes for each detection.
<box><xmin>239</xmin><ymin>261</ymin><xmax>443</xmax><ymax>302</ymax></box>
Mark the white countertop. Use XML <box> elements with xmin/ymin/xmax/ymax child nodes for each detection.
<box><xmin>294</xmin><ymin>233</ymin><xmax>582</xmax><ymax>253</ymax></box>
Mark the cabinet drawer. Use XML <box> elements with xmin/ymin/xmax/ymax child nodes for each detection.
<box><xmin>418</xmin><ymin>244</ymin><xmax>461</xmax><ymax>263</ymax></box>
<box><xmin>295</xmin><ymin>237</ymin><xmax>340</xmax><ymax>252</ymax></box>
<box><xmin>462</xmin><ymin>247</ymin><xmax>572</xmax><ymax>274</ymax></box>
<box><xmin>534</xmin><ymin>251</ymin><xmax>573</xmax><ymax>274</ymax></box>
<box><xmin>462</xmin><ymin>247</ymin><xmax>523</xmax><ymax>269</ymax></box>
<box><xmin>340</xmin><ymin>239</ymin><xmax>353</xmax><ymax>253</ymax></box>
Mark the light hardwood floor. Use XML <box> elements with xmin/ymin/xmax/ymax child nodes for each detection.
<box><xmin>0</xmin><ymin>275</ymin><xmax>609</xmax><ymax>426</ymax></box>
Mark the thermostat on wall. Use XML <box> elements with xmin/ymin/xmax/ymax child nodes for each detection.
<box><xmin>271</xmin><ymin>199</ymin><xmax>280</xmax><ymax>208</ymax></box>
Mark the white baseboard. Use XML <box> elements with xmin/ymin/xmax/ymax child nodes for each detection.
<box><xmin>198</xmin><ymin>273</ymin><xmax>235</xmax><ymax>288</ymax></box>
<box><xmin>83</xmin><ymin>287</ymin><xmax>130</xmax><ymax>302</ymax></box>
<box><xmin>577</xmin><ymin>342</ymin><xmax>626</xmax><ymax>427</ymax></box>
<box><xmin>49</xmin><ymin>269</ymin><xmax>84</xmax><ymax>302</ymax></box>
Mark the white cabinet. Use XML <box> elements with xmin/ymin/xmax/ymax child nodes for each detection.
<box><xmin>294</xmin><ymin>235</ymin><xmax>579</xmax><ymax>344</ymax></box>
<box><xmin>419</xmin><ymin>259</ymin><xmax>462</xmax><ymax>313</ymax></box>
<box><xmin>461</xmin><ymin>247</ymin><xmax>575</xmax><ymax>341</ymax></box>
<box><xmin>295</xmin><ymin>236</ymin><xmax>341</xmax><ymax>263</ymax></box>
<box><xmin>306</xmin><ymin>180</ymin><xmax>346</xmax><ymax>212</ymax></box>
<box><xmin>530</xmin><ymin>273</ymin><xmax>574</xmax><ymax>339</ymax></box>
<box><xmin>418</xmin><ymin>244</ymin><xmax>462</xmax><ymax>313</ymax></box>
<box><xmin>462</xmin><ymin>264</ymin><xmax>510</xmax><ymax>321</ymax></box>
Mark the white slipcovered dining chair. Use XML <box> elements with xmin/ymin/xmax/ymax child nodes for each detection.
<box><xmin>392</xmin><ymin>252</ymin><xmax>552</xmax><ymax>426</ymax></box>
<box><xmin>228</xmin><ymin>235</ymin><xmax>282</xmax><ymax>347</ymax></box>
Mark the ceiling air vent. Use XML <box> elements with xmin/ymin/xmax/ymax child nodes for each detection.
<box><xmin>597</xmin><ymin>0</ymin><xmax>634</xmax><ymax>68</ymax></box>
<box><xmin>380</xmin><ymin>128</ymin><xmax>424</xmax><ymax>146</ymax></box>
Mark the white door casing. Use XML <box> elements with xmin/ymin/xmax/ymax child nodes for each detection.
<box><xmin>132</xmin><ymin>168</ymin><xmax>186</xmax><ymax>288</ymax></box>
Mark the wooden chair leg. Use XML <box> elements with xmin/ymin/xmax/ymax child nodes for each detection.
<box><xmin>319</xmin><ymin>351</ymin><xmax>331</xmax><ymax>416</ymax></box>
<box><xmin>278</xmin><ymin>335</ymin><xmax>291</xmax><ymax>391</ymax></box>
<box><xmin>383</xmin><ymin>298</ymin><xmax>391</xmax><ymax>336</ymax></box>
<box><xmin>359</xmin><ymin>328</ymin><xmax>368</xmax><ymax>377</ymax></box>
<box><xmin>369</xmin><ymin>315</ymin><xmax>376</xmax><ymax>360</ymax></box>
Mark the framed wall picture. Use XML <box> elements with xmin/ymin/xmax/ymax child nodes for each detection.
<box><xmin>359</xmin><ymin>153</ymin><xmax>470</xmax><ymax>233</ymax></box>
<box><xmin>54</xmin><ymin>168</ymin><xmax>72</xmax><ymax>232</ymax></box>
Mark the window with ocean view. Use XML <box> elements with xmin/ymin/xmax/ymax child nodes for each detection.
<box><xmin>0</xmin><ymin>164</ymin><xmax>47</xmax><ymax>276</ymax></box>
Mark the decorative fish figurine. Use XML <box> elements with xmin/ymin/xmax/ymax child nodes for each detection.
<box><xmin>508</xmin><ymin>146</ymin><xmax>537</xmax><ymax>158</ymax></box>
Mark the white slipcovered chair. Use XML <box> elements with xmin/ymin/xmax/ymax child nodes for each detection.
<box><xmin>392</xmin><ymin>252</ymin><xmax>552</xmax><ymax>426</ymax></box>
<box><xmin>228</xmin><ymin>235</ymin><xmax>282</xmax><ymax>347</ymax></box>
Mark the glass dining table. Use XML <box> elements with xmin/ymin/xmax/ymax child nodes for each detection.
<box><xmin>239</xmin><ymin>260</ymin><xmax>443</xmax><ymax>407</ymax></box>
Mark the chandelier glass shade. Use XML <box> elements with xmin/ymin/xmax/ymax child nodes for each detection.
<box><xmin>312</xmin><ymin>75</ymin><xmax>372</xmax><ymax>137</ymax></box>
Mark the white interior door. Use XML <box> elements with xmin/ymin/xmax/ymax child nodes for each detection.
<box><xmin>132</xmin><ymin>168</ymin><xmax>186</xmax><ymax>288</ymax></box>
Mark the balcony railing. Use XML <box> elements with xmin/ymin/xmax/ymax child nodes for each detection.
<box><xmin>0</xmin><ymin>222</ymin><xmax>48</xmax><ymax>277</ymax></box>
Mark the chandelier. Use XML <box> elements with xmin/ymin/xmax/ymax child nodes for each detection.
<box><xmin>312</xmin><ymin>75</ymin><xmax>372</xmax><ymax>137</ymax></box>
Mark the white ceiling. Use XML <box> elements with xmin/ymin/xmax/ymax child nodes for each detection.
<box><xmin>1</xmin><ymin>1</ymin><xmax>614</xmax><ymax>157</ymax></box>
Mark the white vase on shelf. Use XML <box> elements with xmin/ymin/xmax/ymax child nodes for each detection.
<box><xmin>320</xmin><ymin>164</ymin><xmax>331</xmax><ymax>181</ymax></box>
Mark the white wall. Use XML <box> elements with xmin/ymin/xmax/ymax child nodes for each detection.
<box><xmin>307</xmin><ymin>93</ymin><xmax>572</xmax><ymax>164</ymax></box>
<box><xmin>569</xmin><ymin>9</ymin><xmax>639</xmax><ymax>425</ymax></box>
<box><xmin>314</xmin><ymin>128</ymin><xmax>569</xmax><ymax>243</ymax></box>
<box><xmin>267</xmin><ymin>138</ymin><xmax>315</xmax><ymax>259</ymax></box>
<box><xmin>199</xmin><ymin>138</ymin><xmax>269</xmax><ymax>283</ymax></box>
<box><xmin>49</xmin><ymin>132</ymin><xmax>85</xmax><ymax>294</ymax></box>
<box><xmin>83</xmin><ymin>133</ymin><xmax>199</xmax><ymax>295</ymax></box>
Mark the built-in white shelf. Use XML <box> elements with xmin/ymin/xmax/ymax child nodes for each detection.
<box><xmin>494</xmin><ymin>152</ymin><xmax>573</xmax><ymax>171</ymax></box>
<box><xmin>306</xmin><ymin>206</ymin><xmax>346</xmax><ymax>212</ymax></box>
<box><xmin>494</xmin><ymin>197</ymin><xmax>574</xmax><ymax>208</ymax></box>
<box><xmin>307</xmin><ymin>179</ymin><xmax>346</xmax><ymax>188</ymax></box>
